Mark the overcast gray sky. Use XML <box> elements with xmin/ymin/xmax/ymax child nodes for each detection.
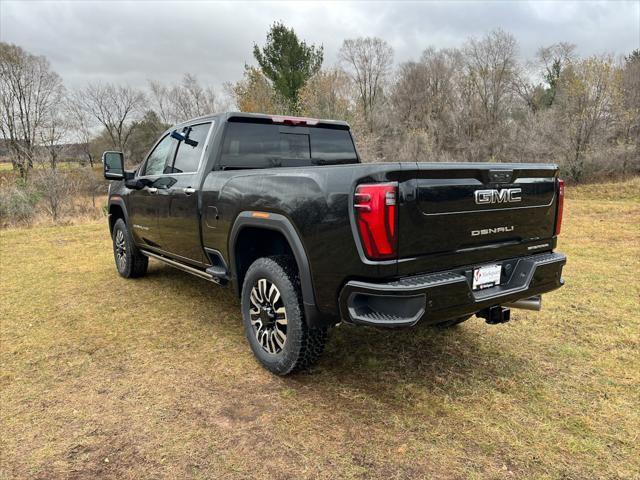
<box><xmin>1</xmin><ymin>0</ymin><xmax>638</xmax><ymax>92</ymax></box>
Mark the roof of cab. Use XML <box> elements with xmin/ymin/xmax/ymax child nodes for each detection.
<box><xmin>174</xmin><ymin>111</ymin><xmax>350</xmax><ymax>129</ymax></box>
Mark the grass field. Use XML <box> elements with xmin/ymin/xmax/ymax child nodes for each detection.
<box><xmin>1</xmin><ymin>179</ymin><xmax>639</xmax><ymax>479</ymax></box>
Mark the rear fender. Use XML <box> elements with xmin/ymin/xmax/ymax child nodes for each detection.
<box><xmin>229</xmin><ymin>212</ymin><xmax>333</xmax><ymax>328</ymax></box>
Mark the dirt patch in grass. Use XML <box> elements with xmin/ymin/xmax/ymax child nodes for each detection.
<box><xmin>1</xmin><ymin>179</ymin><xmax>639</xmax><ymax>479</ymax></box>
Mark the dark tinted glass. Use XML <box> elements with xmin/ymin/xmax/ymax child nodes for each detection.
<box><xmin>220</xmin><ymin>123</ymin><xmax>357</xmax><ymax>168</ymax></box>
<box><xmin>280</xmin><ymin>133</ymin><xmax>310</xmax><ymax>159</ymax></box>
<box><xmin>310</xmin><ymin>128</ymin><xmax>358</xmax><ymax>162</ymax></box>
<box><xmin>143</xmin><ymin>134</ymin><xmax>173</xmax><ymax>176</ymax></box>
<box><xmin>103</xmin><ymin>152</ymin><xmax>124</xmax><ymax>176</ymax></box>
<box><xmin>171</xmin><ymin>123</ymin><xmax>211</xmax><ymax>174</ymax></box>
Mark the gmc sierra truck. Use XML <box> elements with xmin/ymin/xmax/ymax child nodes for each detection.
<box><xmin>103</xmin><ymin>112</ymin><xmax>566</xmax><ymax>375</ymax></box>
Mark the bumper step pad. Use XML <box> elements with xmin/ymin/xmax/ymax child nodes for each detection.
<box><xmin>339</xmin><ymin>252</ymin><xmax>566</xmax><ymax>327</ymax></box>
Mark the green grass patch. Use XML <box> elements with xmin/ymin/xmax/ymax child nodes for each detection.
<box><xmin>1</xmin><ymin>178</ymin><xmax>638</xmax><ymax>478</ymax></box>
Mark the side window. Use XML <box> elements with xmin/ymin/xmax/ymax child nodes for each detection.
<box><xmin>142</xmin><ymin>134</ymin><xmax>174</xmax><ymax>176</ymax></box>
<box><xmin>221</xmin><ymin>123</ymin><xmax>279</xmax><ymax>168</ymax></box>
<box><xmin>171</xmin><ymin>123</ymin><xmax>211</xmax><ymax>174</ymax></box>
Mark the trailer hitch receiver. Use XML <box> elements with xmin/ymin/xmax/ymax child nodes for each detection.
<box><xmin>479</xmin><ymin>305</ymin><xmax>511</xmax><ymax>325</ymax></box>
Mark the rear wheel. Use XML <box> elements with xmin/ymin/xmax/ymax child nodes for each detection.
<box><xmin>241</xmin><ymin>256</ymin><xmax>327</xmax><ymax>375</ymax></box>
<box><xmin>112</xmin><ymin>218</ymin><xmax>148</xmax><ymax>278</ymax></box>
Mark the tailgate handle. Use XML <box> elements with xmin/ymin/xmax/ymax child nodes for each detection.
<box><xmin>489</xmin><ymin>170</ymin><xmax>513</xmax><ymax>183</ymax></box>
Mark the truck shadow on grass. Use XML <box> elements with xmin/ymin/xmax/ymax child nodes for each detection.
<box><xmin>301</xmin><ymin>319</ymin><xmax>538</xmax><ymax>423</ymax></box>
<box><xmin>145</xmin><ymin>264</ymin><xmax>536</xmax><ymax>407</ymax></box>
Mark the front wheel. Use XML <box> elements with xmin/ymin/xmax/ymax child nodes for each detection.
<box><xmin>112</xmin><ymin>218</ymin><xmax>148</xmax><ymax>278</ymax></box>
<box><xmin>241</xmin><ymin>256</ymin><xmax>327</xmax><ymax>375</ymax></box>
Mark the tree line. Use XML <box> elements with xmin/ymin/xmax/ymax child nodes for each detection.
<box><xmin>1</xmin><ymin>23</ymin><xmax>638</xmax><ymax>183</ymax></box>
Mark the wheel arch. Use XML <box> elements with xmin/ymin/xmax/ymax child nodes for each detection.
<box><xmin>229</xmin><ymin>212</ymin><xmax>332</xmax><ymax>327</ymax></box>
<box><xmin>108</xmin><ymin>197</ymin><xmax>129</xmax><ymax>234</ymax></box>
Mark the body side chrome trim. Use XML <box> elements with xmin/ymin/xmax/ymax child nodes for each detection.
<box><xmin>421</xmin><ymin>192</ymin><xmax>556</xmax><ymax>217</ymax></box>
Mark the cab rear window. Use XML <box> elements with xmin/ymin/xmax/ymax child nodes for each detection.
<box><xmin>219</xmin><ymin>122</ymin><xmax>358</xmax><ymax>169</ymax></box>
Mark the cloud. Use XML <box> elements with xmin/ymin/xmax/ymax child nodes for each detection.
<box><xmin>1</xmin><ymin>0</ymin><xmax>638</xmax><ymax>92</ymax></box>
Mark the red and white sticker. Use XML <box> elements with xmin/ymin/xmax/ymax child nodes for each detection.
<box><xmin>472</xmin><ymin>264</ymin><xmax>502</xmax><ymax>290</ymax></box>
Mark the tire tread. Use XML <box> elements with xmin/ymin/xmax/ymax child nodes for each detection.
<box><xmin>241</xmin><ymin>255</ymin><xmax>327</xmax><ymax>375</ymax></box>
<box><xmin>112</xmin><ymin>218</ymin><xmax>148</xmax><ymax>278</ymax></box>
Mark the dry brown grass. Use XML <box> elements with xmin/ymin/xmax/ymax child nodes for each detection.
<box><xmin>1</xmin><ymin>179</ymin><xmax>639</xmax><ymax>479</ymax></box>
<box><xmin>0</xmin><ymin>163</ymin><xmax>107</xmax><ymax>229</ymax></box>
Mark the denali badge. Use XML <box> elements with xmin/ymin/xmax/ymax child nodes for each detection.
<box><xmin>475</xmin><ymin>188</ymin><xmax>522</xmax><ymax>205</ymax></box>
<box><xmin>471</xmin><ymin>226</ymin><xmax>514</xmax><ymax>236</ymax></box>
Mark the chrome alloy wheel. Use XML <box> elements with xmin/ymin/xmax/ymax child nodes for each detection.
<box><xmin>249</xmin><ymin>278</ymin><xmax>288</xmax><ymax>354</ymax></box>
<box><xmin>115</xmin><ymin>229</ymin><xmax>127</xmax><ymax>272</ymax></box>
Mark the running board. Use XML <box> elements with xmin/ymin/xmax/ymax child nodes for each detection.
<box><xmin>140</xmin><ymin>250</ymin><xmax>226</xmax><ymax>285</ymax></box>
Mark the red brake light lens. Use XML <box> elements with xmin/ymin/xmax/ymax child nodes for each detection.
<box><xmin>555</xmin><ymin>179</ymin><xmax>565</xmax><ymax>235</ymax></box>
<box><xmin>354</xmin><ymin>182</ymin><xmax>398</xmax><ymax>260</ymax></box>
<box><xmin>271</xmin><ymin>115</ymin><xmax>319</xmax><ymax>126</ymax></box>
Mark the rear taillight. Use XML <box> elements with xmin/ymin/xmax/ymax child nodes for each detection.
<box><xmin>555</xmin><ymin>179</ymin><xmax>565</xmax><ymax>235</ymax></box>
<box><xmin>354</xmin><ymin>182</ymin><xmax>398</xmax><ymax>260</ymax></box>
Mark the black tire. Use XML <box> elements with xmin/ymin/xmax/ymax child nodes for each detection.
<box><xmin>112</xmin><ymin>218</ymin><xmax>148</xmax><ymax>279</ymax></box>
<box><xmin>434</xmin><ymin>315</ymin><xmax>472</xmax><ymax>329</ymax></box>
<box><xmin>241</xmin><ymin>255</ymin><xmax>327</xmax><ymax>375</ymax></box>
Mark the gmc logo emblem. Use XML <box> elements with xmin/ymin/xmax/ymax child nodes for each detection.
<box><xmin>475</xmin><ymin>188</ymin><xmax>522</xmax><ymax>205</ymax></box>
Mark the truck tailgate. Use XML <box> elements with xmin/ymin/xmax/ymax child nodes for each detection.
<box><xmin>398</xmin><ymin>163</ymin><xmax>559</xmax><ymax>259</ymax></box>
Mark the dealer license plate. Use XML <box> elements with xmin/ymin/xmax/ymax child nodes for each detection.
<box><xmin>472</xmin><ymin>264</ymin><xmax>502</xmax><ymax>290</ymax></box>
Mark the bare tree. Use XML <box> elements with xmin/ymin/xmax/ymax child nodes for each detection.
<box><xmin>225</xmin><ymin>66</ymin><xmax>285</xmax><ymax>114</ymax></box>
<box><xmin>463</xmin><ymin>29</ymin><xmax>519</xmax><ymax>158</ymax></box>
<box><xmin>76</xmin><ymin>83</ymin><xmax>144</xmax><ymax>152</ymax></box>
<box><xmin>0</xmin><ymin>42</ymin><xmax>64</xmax><ymax>178</ymax></box>
<box><xmin>148</xmin><ymin>74</ymin><xmax>227</xmax><ymax>124</ymax></box>
<box><xmin>618</xmin><ymin>51</ymin><xmax>640</xmax><ymax>175</ymax></box>
<box><xmin>39</xmin><ymin>87</ymin><xmax>68</xmax><ymax>169</ymax></box>
<box><xmin>391</xmin><ymin>62</ymin><xmax>431</xmax><ymax>126</ymax></box>
<box><xmin>537</xmin><ymin>43</ymin><xmax>576</xmax><ymax>106</ymax></box>
<box><xmin>391</xmin><ymin>48</ymin><xmax>462</xmax><ymax>152</ymax></box>
<box><xmin>75</xmin><ymin>165</ymin><xmax>104</xmax><ymax>208</ymax></box>
<box><xmin>554</xmin><ymin>55</ymin><xmax>620</xmax><ymax>181</ymax></box>
<box><xmin>299</xmin><ymin>68</ymin><xmax>354</xmax><ymax>120</ymax></box>
<box><xmin>66</xmin><ymin>92</ymin><xmax>95</xmax><ymax>166</ymax></box>
<box><xmin>171</xmin><ymin>74</ymin><xmax>220</xmax><ymax>121</ymax></box>
<box><xmin>31</xmin><ymin>168</ymin><xmax>70</xmax><ymax>221</ymax></box>
<box><xmin>339</xmin><ymin>37</ymin><xmax>393</xmax><ymax>130</ymax></box>
<box><xmin>147</xmin><ymin>80</ymin><xmax>172</xmax><ymax>124</ymax></box>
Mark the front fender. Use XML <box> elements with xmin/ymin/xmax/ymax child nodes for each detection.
<box><xmin>107</xmin><ymin>195</ymin><xmax>129</xmax><ymax>234</ymax></box>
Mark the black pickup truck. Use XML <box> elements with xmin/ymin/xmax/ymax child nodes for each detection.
<box><xmin>103</xmin><ymin>112</ymin><xmax>566</xmax><ymax>375</ymax></box>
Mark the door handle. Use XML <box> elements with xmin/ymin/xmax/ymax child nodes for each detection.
<box><xmin>183</xmin><ymin>187</ymin><xmax>196</xmax><ymax>195</ymax></box>
<box><xmin>147</xmin><ymin>187</ymin><xmax>158</xmax><ymax>194</ymax></box>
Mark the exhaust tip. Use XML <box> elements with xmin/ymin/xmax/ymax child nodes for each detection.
<box><xmin>504</xmin><ymin>296</ymin><xmax>542</xmax><ymax>311</ymax></box>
